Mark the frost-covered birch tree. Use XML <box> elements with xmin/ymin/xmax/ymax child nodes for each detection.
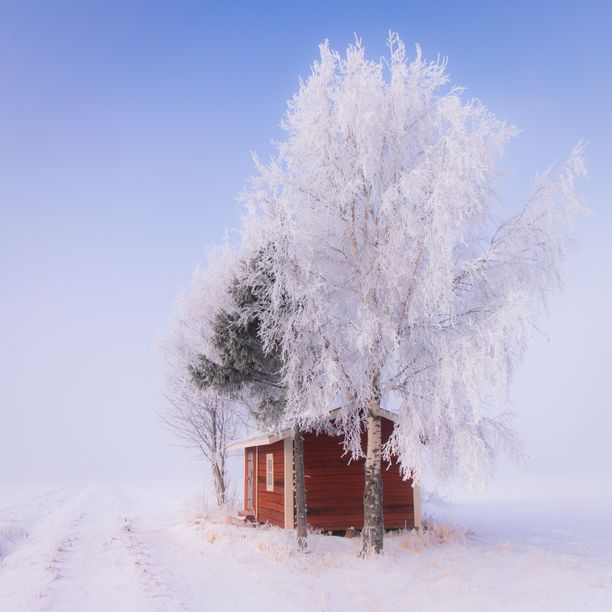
<box><xmin>240</xmin><ymin>34</ymin><xmax>586</xmax><ymax>554</ymax></box>
<box><xmin>160</xmin><ymin>245</ymin><xmax>242</xmax><ymax>507</ymax></box>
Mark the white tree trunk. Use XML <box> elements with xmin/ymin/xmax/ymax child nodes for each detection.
<box><xmin>294</xmin><ymin>427</ymin><xmax>308</xmax><ymax>550</ymax></box>
<box><xmin>361</xmin><ymin>409</ymin><xmax>384</xmax><ymax>556</ymax></box>
<box><xmin>212</xmin><ymin>460</ymin><xmax>226</xmax><ymax>507</ymax></box>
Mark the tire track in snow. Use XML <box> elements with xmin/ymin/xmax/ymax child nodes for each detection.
<box><xmin>109</xmin><ymin>483</ymin><xmax>200</xmax><ymax>611</ymax></box>
<box><xmin>97</xmin><ymin>483</ymin><xmax>222</xmax><ymax>611</ymax></box>
<box><xmin>0</xmin><ymin>483</ymin><xmax>92</xmax><ymax>612</ymax></box>
<box><xmin>39</xmin><ymin>484</ymin><xmax>182</xmax><ymax>612</ymax></box>
<box><xmin>119</xmin><ymin>515</ymin><xmax>190</xmax><ymax>611</ymax></box>
<box><xmin>38</xmin><ymin>509</ymin><xmax>86</xmax><ymax>600</ymax></box>
<box><xmin>127</xmin><ymin>512</ymin><xmax>310</xmax><ymax>612</ymax></box>
<box><xmin>0</xmin><ymin>482</ymin><xmax>84</xmax><ymax>562</ymax></box>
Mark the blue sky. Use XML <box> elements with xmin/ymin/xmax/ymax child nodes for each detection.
<box><xmin>1</xmin><ymin>1</ymin><xmax>610</xmax><ymax>490</ymax></box>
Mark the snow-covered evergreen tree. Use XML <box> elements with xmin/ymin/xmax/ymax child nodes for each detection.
<box><xmin>240</xmin><ymin>34</ymin><xmax>586</xmax><ymax>554</ymax></box>
<box><xmin>190</xmin><ymin>251</ymin><xmax>310</xmax><ymax>549</ymax></box>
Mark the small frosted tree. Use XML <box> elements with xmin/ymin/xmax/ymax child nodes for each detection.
<box><xmin>240</xmin><ymin>34</ymin><xmax>586</xmax><ymax>554</ymax></box>
<box><xmin>160</xmin><ymin>245</ymin><xmax>242</xmax><ymax>507</ymax></box>
<box><xmin>159</xmin><ymin>381</ymin><xmax>236</xmax><ymax>507</ymax></box>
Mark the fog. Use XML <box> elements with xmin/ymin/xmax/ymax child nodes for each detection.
<box><xmin>1</xmin><ymin>1</ymin><xmax>610</xmax><ymax>501</ymax></box>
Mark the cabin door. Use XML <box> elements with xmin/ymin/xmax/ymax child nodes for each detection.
<box><xmin>246</xmin><ymin>450</ymin><xmax>255</xmax><ymax>512</ymax></box>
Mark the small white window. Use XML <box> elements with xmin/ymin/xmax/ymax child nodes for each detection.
<box><xmin>266</xmin><ymin>453</ymin><xmax>274</xmax><ymax>492</ymax></box>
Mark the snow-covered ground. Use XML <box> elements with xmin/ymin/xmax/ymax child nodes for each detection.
<box><xmin>1</xmin><ymin>482</ymin><xmax>610</xmax><ymax>611</ymax></box>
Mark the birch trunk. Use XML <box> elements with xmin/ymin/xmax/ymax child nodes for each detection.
<box><xmin>360</xmin><ymin>410</ymin><xmax>384</xmax><ymax>556</ymax></box>
<box><xmin>292</xmin><ymin>426</ymin><xmax>308</xmax><ymax>549</ymax></box>
<box><xmin>212</xmin><ymin>461</ymin><xmax>226</xmax><ymax>508</ymax></box>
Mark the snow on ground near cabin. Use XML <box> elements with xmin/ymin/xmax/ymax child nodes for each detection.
<box><xmin>1</xmin><ymin>482</ymin><xmax>611</xmax><ymax>611</ymax></box>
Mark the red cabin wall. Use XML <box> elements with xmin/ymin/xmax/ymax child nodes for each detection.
<box><xmin>255</xmin><ymin>440</ymin><xmax>285</xmax><ymax>528</ymax></box>
<box><xmin>303</xmin><ymin>418</ymin><xmax>414</xmax><ymax>531</ymax></box>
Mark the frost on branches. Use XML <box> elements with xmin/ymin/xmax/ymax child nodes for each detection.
<box><xmin>188</xmin><ymin>251</ymin><xmax>310</xmax><ymax>550</ymax></box>
<box><xmin>240</xmin><ymin>34</ymin><xmax>586</xmax><ymax>552</ymax></box>
<box><xmin>160</xmin><ymin>245</ymin><xmax>241</xmax><ymax>507</ymax></box>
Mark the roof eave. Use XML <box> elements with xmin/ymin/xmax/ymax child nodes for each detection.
<box><xmin>226</xmin><ymin>429</ymin><xmax>292</xmax><ymax>451</ymax></box>
<box><xmin>226</xmin><ymin>407</ymin><xmax>398</xmax><ymax>451</ymax></box>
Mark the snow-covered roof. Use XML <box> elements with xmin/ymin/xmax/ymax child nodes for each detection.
<box><xmin>226</xmin><ymin>429</ymin><xmax>291</xmax><ymax>451</ymax></box>
<box><xmin>226</xmin><ymin>407</ymin><xmax>399</xmax><ymax>451</ymax></box>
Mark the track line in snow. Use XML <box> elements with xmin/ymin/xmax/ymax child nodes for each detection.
<box><xmin>0</xmin><ymin>484</ymin><xmax>92</xmax><ymax>612</ymax></box>
<box><xmin>2</xmin><ymin>483</ymin><xmax>610</xmax><ymax>611</ymax></box>
<box><xmin>0</xmin><ymin>482</ymin><xmax>84</xmax><ymax>562</ymax></box>
<box><xmin>38</xmin><ymin>485</ymin><xmax>173</xmax><ymax>612</ymax></box>
<box><xmin>119</xmin><ymin>515</ymin><xmax>191</xmax><ymax>611</ymax></box>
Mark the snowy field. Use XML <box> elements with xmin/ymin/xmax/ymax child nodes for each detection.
<box><xmin>1</xmin><ymin>482</ymin><xmax>611</xmax><ymax>611</ymax></box>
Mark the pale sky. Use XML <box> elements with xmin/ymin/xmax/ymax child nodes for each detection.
<box><xmin>1</xmin><ymin>1</ymin><xmax>610</xmax><ymax>496</ymax></box>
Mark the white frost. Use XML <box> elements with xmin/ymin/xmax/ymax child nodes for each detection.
<box><xmin>239</xmin><ymin>34</ymin><xmax>586</xmax><ymax>489</ymax></box>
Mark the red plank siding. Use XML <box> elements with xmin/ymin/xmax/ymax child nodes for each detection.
<box><xmin>303</xmin><ymin>418</ymin><xmax>414</xmax><ymax>531</ymax></box>
<box><xmin>255</xmin><ymin>440</ymin><xmax>285</xmax><ymax>528</ymax></box>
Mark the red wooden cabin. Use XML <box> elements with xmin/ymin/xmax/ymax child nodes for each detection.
<box><xmin>228</xmin><ymin>414</ymin><xmax>421</xmax><ymax>532</ymax></box>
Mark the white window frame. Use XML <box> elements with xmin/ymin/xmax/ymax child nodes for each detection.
<box><xmin>266</xmin><ymin>453</ymin><xmax>274</xmax><ymax>492</ymax></box>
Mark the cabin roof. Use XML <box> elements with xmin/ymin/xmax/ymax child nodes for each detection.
<box><xmin>226</xmin><ymin>430</ymin><xmax>290</xmax><ymax>451</ymax></box>
<box><xmin>226</xmin><ymin>406</ymin><xmax>399</xmax><ymax>451</ymax></box>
